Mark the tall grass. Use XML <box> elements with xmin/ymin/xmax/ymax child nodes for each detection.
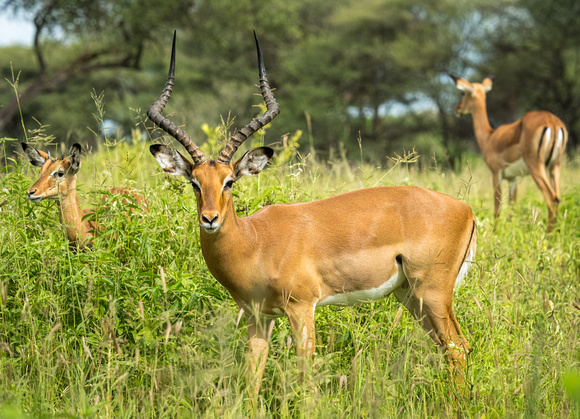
<box><xmin>0</xmin><ymin>121</ymin><xmax>579</xmax><ymax>417</ymax></box>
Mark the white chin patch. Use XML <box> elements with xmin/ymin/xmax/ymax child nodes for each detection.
<box><xmin>28</xmin><ymin>195</ymin><xmax>43</xmax><ymax>203</ymax></box>
<box><xmin>201</xmin><ymin>224</ymin><xmax>221</xmax><ymax>234</ymax></box>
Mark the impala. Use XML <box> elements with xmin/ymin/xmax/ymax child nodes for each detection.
<box><xmin>450</xmin><ymin>75</ymin><xmax>567</xmax><ymax>232</ymax></box>
<box><xmin>148</xmin><ymin>32</ymin><xmax>477</xmax><ymax>398</ymax></box>
<box><xmin>22</xmin><ymin>142</ymin><xmax>145</xmax><ymax>248</ymax></box>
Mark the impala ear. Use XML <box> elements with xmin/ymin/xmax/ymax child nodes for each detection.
<box><xmin>68</xmin><ymin>143</ymin><xmax>82</xmax><ymax>174</ymax></box>
<box><xmin>233</xmin><ymin>147</ymin><xmax>274</xmax><ymax>179</ymax></box>
<box><xmin>21</xmin><ymin>143</ymin><xmax>48</xmax><ymax>167</ymax></box>
<box><xmin>452</xmin><ymin>77</ymin><xmax>474</xmax><ymax>94</ymax></box>
<box><xmin>482</xmin><ymin>76</ymin><xmax>493</xmax><ymax>92</ymax></box>
<box><xmin>150</xmin><ymin>144</ymin><xmax>194</xmax><ymax>181</ymax></box>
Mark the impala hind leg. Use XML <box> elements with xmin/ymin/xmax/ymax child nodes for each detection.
<box><xmin>394</xmin><ymin>284</ymin><xmax>469</xmax><ymax>381</ymax></box>
<box><xmin>549</xmin><ymin>126</ymin><xmax>566</xmax><ymax>201</ymax></box>
<box><xmin>245</xmin><ymin>314</ymin><xmax>275</xmax><ymax>405</ymax></box>
<box><xmin>528</xmin><ymin>165</ymin><xmax>559</xmax><ymax>232</ymax></box>
<box><xmin>509</xmin><ymin>180</ymin><xmax>517</xmax><ymax>203</ymax></box>
<box><xmin>549</xmin><ymin>163</ymin><xmax>561</xmax><ymax>202</ymax></box>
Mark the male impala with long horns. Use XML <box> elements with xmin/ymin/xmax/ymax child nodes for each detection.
<box><xmin>148</xmin><ymin>32</ymin><xmax>477</xmax><ymax>398</ymax></box>
<box><xmin>450</xmin><ymin>75</ymin><xmax>567</xmax><ymax>232</ymax></box>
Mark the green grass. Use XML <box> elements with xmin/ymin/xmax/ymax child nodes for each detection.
<box><xmin>0</xmin><ymin>130</ymin><xmax>579</xmax><ymax>418</ymax></box>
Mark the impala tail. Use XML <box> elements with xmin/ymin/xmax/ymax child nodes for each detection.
<box><xmin>455</xmin><ymin>218</ymin><xmax>477</xmax><ymax>290</ymax></box>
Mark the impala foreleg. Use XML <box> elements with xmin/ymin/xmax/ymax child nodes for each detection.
<box><xmin>492</xmin><ymin>172</ymin><xmax>502</xmax><ymax>218</ymax></box>
<box><xmin>245</xmin><ymin>314</ymin><xmax>275</xmax><ymax>403</ymax></box>
<box><xmin>286</xmin><ymin>304</ymin><xmax>316</xmax><ymax>376</ymax></box>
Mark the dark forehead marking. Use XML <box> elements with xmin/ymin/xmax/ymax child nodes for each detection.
<box><xmin>202</xmin><ymin>159</ymin><xmax>229</xmax><ymax>168</ymax></box>
<box><xmin>208</xmin><ymin>159</ymin><xmax>231</xmax><ymax>167</ymax></box>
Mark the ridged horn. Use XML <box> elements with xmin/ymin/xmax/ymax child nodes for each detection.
<box><xmin>217</xmin><ymin>31</ymin><xmax>280</xmax><ymax>164</ymax></box>
<box><xmin>147</xmin><ymin>31</ymin><xmax>207</xmax><ymax>166</ymax></box>
<box><xmin>448</xmin><ymin>73</ymin><xmax>460</xmax><ymax>83</ymax></box>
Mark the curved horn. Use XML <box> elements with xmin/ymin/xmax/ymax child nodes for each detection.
<box><xmin>147</xmin><ymin>31</ymin><xmax>207</xmax><ymax>166</ymax></box>
<box><xmin>217</xmin><ymin>31</ymin><xmax>280</xmax><ymax>164</ymax></box>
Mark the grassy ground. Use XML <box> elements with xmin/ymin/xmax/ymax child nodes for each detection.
<box><xmin>0</xmin><ymin>128</ymin><xmax>579</xmax><ymax>418</ymax></box>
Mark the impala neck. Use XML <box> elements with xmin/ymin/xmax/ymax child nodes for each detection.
<box><xmin>469</xmin><ymin>97</ymin><xmax>494</xmax><ymax>151</ymax></box>
<box><xmin>199</xmin><ymin>200</ymin><xmax>255</xmax><ymax>293</ymax></box>
<box><xmin>55</xmin><ymin>178</ymin><xmax>94</xmax><ymax>246</ymax></box>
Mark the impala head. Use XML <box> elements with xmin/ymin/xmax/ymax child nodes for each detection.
<box><xmin>22</xmin><ymin>143</ymin><xmax>81</xmax><ymax>203</ymax></box>
<box><xmin>147</xmin><ymin>31</ymin><xmax>280</xmax><ymax>234</ymax></box>
<box><xmin>449</xmin><ymin>74</ymin><xmax>493</xmax><ymax>116</ymax></box>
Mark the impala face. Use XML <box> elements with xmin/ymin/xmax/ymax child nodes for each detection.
<box><xmin>452</xmin><ymin>76</ymin><xmax>493</xmax><ymax>116</ymax></box>
<box><xmin>22</xmin><ymin>143</ymin><xmax>81</xmax><ymax>203</ymax></box>
<box><xmin>146</xmin><ymin>31</ymin><xmax>278</xmax><ymax>236</ymax></box>
<box><xmin>191</xmin><ymin>162</ymin><xmax>235</xmax><ymax>233</ymax></box>
<box><xmin>150</xmin><ymin>144</ymin><xmax>273</xmax><ymax>233</ymax></box>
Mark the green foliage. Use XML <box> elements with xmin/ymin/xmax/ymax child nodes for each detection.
<box><xmin>472</xmin><ymin>0</ymin><xmax>580</xmax><ymax>149</ymax></box>
<box><xmin>2</xmin><ymin>0</ymin><xmax>578</xmax><ymax>169</ymax></box>
<box><xmin>565</xmin><ymin>373</ymin><xmax>580</xmax><ymax>407</ymax></box>
<box><xmin>1</xmin><ymin>121</ymin><xmax>579</xmax><ymax>416</ymax></box>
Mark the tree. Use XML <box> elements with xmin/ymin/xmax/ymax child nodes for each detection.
<box><xmin>279</xmin><ymin>0</ymin><xmax>476</xmax><ymax>164</ymax></box>
<box><xmin>470</xmin><ymin>0</ymin><xmax>580</xmax><ymax>148</ymax></box>
<box><xmin>0</xmin><ymin>0</ymin><xmax>196</xmax><ymax>134</ymax></box>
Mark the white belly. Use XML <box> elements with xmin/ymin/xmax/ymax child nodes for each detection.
<box><xmin>502</xmin><ymin>158</ymin><xmax>529</xmax><ymax>180</ymax></box>
<box><xmin>317</xmin><ymin>269</ymin><xmax>406</xmax><ymax>307</ymax></box>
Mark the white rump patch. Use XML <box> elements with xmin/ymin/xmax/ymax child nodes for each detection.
<box><xmin>317</xmin><ymin>268</ymin><xmax>406</xmax><ymax>307</ymax></box>
<box><xmin>454</xmin><ymin>248</ymin><xmax>475</xmax><ymax>290</ymax></box>
<box><xmin>542</xmin><ymin>127</ymin><xmax>552</xmax><ymax>154</ymax></box>
<box><xmin>547</xmin><ymin>128</ymin><xmax>564</xmax><ymax>167</ymax></box>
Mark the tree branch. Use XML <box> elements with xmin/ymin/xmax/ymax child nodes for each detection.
<box><xmin>32</xmin><ymin>0</ymin><xmax>55</xmax><ymax>78</ymax></box>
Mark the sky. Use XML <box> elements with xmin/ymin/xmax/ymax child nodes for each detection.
<box><xmin>0</xmin><ymin>11</ymin><xmax>34</xmax><ymax>46</ymax></box>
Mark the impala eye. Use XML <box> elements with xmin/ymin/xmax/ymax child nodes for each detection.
<box><xmin>191</xmin><ymin>181</ymin><xmax>201</xmax><ymax>193</ymax></box>
<box><xmin>56</xmin><ymin>171</ymin><xmax>65</xmax><ymax>178</ymax></box>
<box><xmin>224</xmin><ymin>180</ymin><xmax>235</xmax><ymax>189</ymax></box>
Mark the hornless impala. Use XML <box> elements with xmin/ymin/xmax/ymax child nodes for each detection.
<box><xmin>450</xmin><ymin>75</ymin><xmax>567</xmax><ymax>232</ymax></box>
<box><xmin>148</xmin><ymin>32</ymin><xmax>477</xmax><ymax>398</ymax></box>
<box><xmin>22</xmin><ymin>142</ymin><xmax>146</xmax><ymax>248</ymax></box>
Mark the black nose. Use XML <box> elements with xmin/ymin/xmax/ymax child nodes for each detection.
<box><xmin>202</xmin><ymin>214</ymin><xmax>219</xmax><ymax>225</ymax></box>
<box><xmin>27</xmin><ymin>189</ymin><xmax>36</xmax><ymax>196</ymax></box>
